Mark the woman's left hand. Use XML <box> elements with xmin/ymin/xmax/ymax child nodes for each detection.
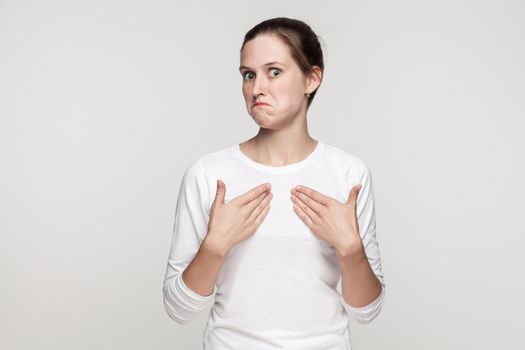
<box><xmin>290</xmin><ymin>184</ymin><xmax>364</xmax><ymax>256</ymax></box>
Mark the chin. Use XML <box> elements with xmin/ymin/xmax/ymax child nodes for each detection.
<box><xmin>252</xmin><ymin>113</ymin><xmax>272</xmax><ymax>128</ymax></box>
<box><xmin>254</xmin><ymin>114</ymin><xmax>289</xmax><ymax>131</ymax></box>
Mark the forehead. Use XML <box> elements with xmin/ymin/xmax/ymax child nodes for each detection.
<box><xmin>240</xmin><ymin>34</ymin><xmax>293</xmax><ymax>67</ymax></box>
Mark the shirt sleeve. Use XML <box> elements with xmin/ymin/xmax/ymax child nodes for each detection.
<box><xmin>341</xmin><ymin>158</ymin><xmax>386</xmax><ymax>324</ymax></box>
<box><xmin>162</xmin><ymin>158</ymin><xmax>218</xmax><ymax>325</ymax></box>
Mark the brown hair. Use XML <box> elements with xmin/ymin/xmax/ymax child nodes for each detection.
<box><xmin>240</xmin><ymin>17</ymin><xmax>324</xmax><ymax>109</ymax></box>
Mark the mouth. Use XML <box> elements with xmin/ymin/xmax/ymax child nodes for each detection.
<box><xmin>253</xmin><ymin>102</ymin><xmax>270</xmax><ymax>107</ymax></box>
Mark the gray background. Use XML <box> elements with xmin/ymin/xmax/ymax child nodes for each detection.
<box><xmin>1</xmin><ymin>0</ymin><xmax>524</xmax><ymax>349</ymax></box>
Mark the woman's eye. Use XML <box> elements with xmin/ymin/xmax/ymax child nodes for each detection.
<box><xmin>243</xmin><ymin>72</ymin><xmax>255</xmax><ymax>80</ymax></box>
<box><xmin>242</xmin><ymin>68</ymin><xmax>279</xmax><ymax>81</ymax></box>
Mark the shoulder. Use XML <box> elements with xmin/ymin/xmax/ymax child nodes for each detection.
<box><xmin>321</xmin><ymin>142</ymin><xmax>370</xmax><ymax>177</ymax></box>
<box><xmin>184</xmin><ymin>145</ymin><xmax>233</xmax><ymax>176</ymax></box>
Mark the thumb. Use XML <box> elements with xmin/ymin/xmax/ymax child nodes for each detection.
<box><xmin>346</xmin><ymin>184</ymin><xmax>362</xmax><ymax>206</ymax></box>
<box><xmin>214</xmin><ymin>179</ymin><xmax>226</xmax><ymax>204</ymax></box>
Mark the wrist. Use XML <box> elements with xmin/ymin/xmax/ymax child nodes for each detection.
<box><xmin>202</xmin><ymin>235</ymin><xmax>230</xmax><ymax>258</ymax></box>
<box><xmin>335</xmin><ymin>239</ymin><xmax>366</xmax><ymax>260</ymax></box>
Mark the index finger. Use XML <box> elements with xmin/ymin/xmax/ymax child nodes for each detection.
<box><xmin>293</xmin><ymin>185</ymin><xmax>331</xmax><ymax>206</ymax></box>
<box><xmin>236</xmin><ymin>182</ymin><xmax>271</xmax><ymax>205</ymax></box>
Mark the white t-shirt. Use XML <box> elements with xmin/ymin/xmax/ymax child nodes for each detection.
<box><xmin>163</xmin><ymin>140</ymin><xmax>386</xmax><ymax>350</ymax></box>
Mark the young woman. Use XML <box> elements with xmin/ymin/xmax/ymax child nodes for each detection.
<box><xmin>163</xmin><ymin>17</ymin><xmax>385</xmax><ymax>350</ymax></box>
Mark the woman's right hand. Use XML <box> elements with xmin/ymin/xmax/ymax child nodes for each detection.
<box><xmin>204</xmin><ymin>180</ymin><xmax>273</xmax><ymax>255</ymax></box>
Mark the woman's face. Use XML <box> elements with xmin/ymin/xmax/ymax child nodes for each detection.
<box><xmin>239</xmin><ymin>34</ymin><xmax>312</xmax><ymax>129</ymax></box>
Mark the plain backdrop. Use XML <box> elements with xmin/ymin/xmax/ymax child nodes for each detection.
<box><xmin>1</xmin><ymin>0</ymin><xmax>524</xmax><ymax>349</ymax></box>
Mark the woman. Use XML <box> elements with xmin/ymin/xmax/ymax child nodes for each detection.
<box><xmin>163</xmin><ymin>17</ymin><xmax>385</xmax><ymax>349</ymax></box>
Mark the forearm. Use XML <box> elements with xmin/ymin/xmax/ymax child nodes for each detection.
<box><xmin>181</xmin><ymin>236</ymin><xmax>229</xmax><ymax>297</ymax></box>
<box><xmin>336</xmin><ymin>243</ymin><xmax>383</xmax><ymax>308</ymax></box>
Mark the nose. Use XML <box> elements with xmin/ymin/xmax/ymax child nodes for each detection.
<box><xmin>252</xmin><ymin>75</ymin><xmax>267</xmax><ymax>98</ymax></box>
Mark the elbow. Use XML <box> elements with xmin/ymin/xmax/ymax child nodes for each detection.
<box><xmin>163</xmin><ymin>294</ymin><xmax>192</xmax><ymax>325</ymax></box>
<box><xmin>344</xmin><ymin>284</ymin><xmax>386</xmax><ymax>325</ymax></box>
<box><xmin>350</xmin><ymin>302</ymin><xmax>384</xmax><ymax>324</ymax></box>
<box><xmin>162</xmin><ymin>283</ymin><xmax>200</xmax><ymax>325</ymax></box>
<box><xmin>162</xmin><ymin>272</ymin><xmax>216</xmax><ymax>325</ymax></box>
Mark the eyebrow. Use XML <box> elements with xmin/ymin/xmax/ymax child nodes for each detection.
<box><xmin>239</xmin><ymin>61</ymin><xmax>285</xmax><ymax>71</ymax></box>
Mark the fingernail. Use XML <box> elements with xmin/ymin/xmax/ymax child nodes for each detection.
<box><xmin>266</xmin><ymin>183</ymin><xmax>271</xmax><ymax>189</ymax></box>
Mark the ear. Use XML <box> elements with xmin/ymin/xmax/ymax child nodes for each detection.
<box><xmin>305</xmin><ymin>66</ymin><xmax>323</xmax><ymax>94</ymax></box>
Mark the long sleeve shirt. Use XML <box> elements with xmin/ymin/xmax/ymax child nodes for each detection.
<box><xmin>162</xmin><ymin>140</ymin><xmax>386</xmax><ymax>350</ymax></box>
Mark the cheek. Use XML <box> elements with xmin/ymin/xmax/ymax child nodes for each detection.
<box><xmin>274</xmin><ymin>81</ymin><xmax>303</xmax><ymax>107</ymax></box>
<box><xmin>242</xmin><ymin>85</ymin><xmax>250</xmax><ymax>99</ymax></box>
